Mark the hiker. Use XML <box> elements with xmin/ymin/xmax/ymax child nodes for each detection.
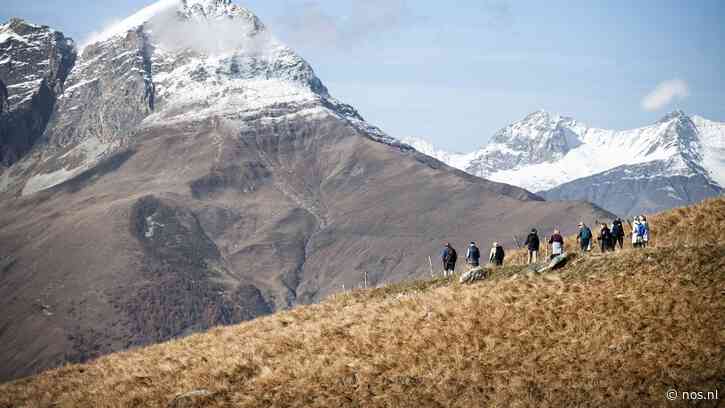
<box><xmin>466</xmin><ymin>241</ymin><xmax>481</xmax><ymax>267</ymax></box>
<box><xmin>441</xmin><ymin>243</ymin><xmax>457</xmax><ymax>277</ymax></box>
<box><xmin>489</xmin><ymin>241</ymin><xmax>505</xmax><ymax>266</ymax></box>
<box><xmin>611</xmin><ymin>218</ymin><xmax>625</xmax><ymax>249</ymax></box>
<box><xmin>640</xmin><ymin>215</ymin><xmax>650</xmax><ymax>247</ymax></box>
<box><xmin>549</xmin><ymin>229</ymin><xmax>564</xmax><ymax>259</ymax></box>
<box><xmin>576</xmin><ymin>222</ymin><xmax>592</xmax><ymax>252</ymax></box>
<box><xmin>524</xmin><ymin>228</ymin><xmax>540</xmax><ymax>264</ymax></box>
<box><xmin>631</xmin><ymin>217</ymin><xmax>644</xmax><ymax>248</ymax></box>
<box><xmin>598</xmin><ymin>223</ymin><xmax>613</xmax><ymax>252</ymax></box>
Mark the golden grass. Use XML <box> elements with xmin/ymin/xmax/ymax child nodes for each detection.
<box><xmin>2</xmin><ymin>198</ymin><xmax>724</xmax><ymax>407</ymax></box>
<box><xmin>507</xmin><ymin>196</ymin><xmax>725</xmax><ymax>263</ymax></box>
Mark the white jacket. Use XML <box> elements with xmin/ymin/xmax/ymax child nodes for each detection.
<box><xmin>632</xmin><ymin>221</ymin><xmax>641</xmax><ymax>244</ymax></box>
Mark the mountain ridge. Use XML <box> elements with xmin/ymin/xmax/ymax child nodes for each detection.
<box><xmin>404</xmin><ymin>110</ymin><xmax>725</xmax><ymax>215</ymax></box>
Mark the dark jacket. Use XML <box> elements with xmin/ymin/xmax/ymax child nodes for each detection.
<box><xmin>442</xmin><ymin>246</ymin><xmax>457</xmax><ymax>267</ymax></box>
<box><xmin>524</xmin><ymin>232</ymin><xmax>540</xmax><ymax>251</ymax></box>
<box><xmin>549</xmin><ymin>233</ymin><xmax>564</xmax><ymax>244</ymax></box>
<box><xmin>466</xmin><ymin>245</ymin><xmax>481</xmax><ymax>265</ymax></box>
<box><xmin>578</xmin><ymin>226</ymin><xmax>592</xmax><ymax>242</ymax></box>
<box><xmin>611</xmin><ymin>220</ymin><xmax>624</xmax><ymax>238</ymax></box>
<box><xmin>493</xmin><ymin>245</ymin><xmax>505</xmax><ymax>265</ymax></box>
<box><xmin>549</xmin><ymin>233</ymin><xmax>564</xmax><ymax>254</ymax></box>
<box><xmin>598</xmin><ymin>226</ymin><xmax>612</xmax><ymax>242</ymax></box>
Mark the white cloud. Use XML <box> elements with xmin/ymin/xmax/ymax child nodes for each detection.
<box><xmin>79</xmin><ymin>0</ymin><xmax>273</xmax><ymax>56</ymax></box>
<box><xmin>641</xmin><ymin>79</ymin><xmax>689</xmax><ymax>111</ymax></box>
<box><xmin>79</xmin><ymin>0</ymin><xmax>178</xmax><ymax>49</ymax></box>
<box><xmin>274</xmin><ymin>0</ymin><xmax>412</xmax><ymax>52</ymax></box>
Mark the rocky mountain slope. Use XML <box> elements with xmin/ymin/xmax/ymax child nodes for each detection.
<box><xmin>2</xmin><ymin>198</ymin><xmax>723</xmax><ymax>407</ymax></box>
<box><xmin>0</xmin><ymin>0</ymin><xmax>612</xmax><ymax>381</ymax></box>
<box><xmin>404</xmin><ymin>110</ymin><xmax>725</xmax><ymax>215</ymax></box>
<box><xmin>0</xmin><ymin>18</ymin><xmax>75</xmax><ymax>167</ymax></box>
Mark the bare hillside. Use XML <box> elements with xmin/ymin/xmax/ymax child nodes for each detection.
<box><xmin>2</xmin><ymin>198</ymin><xmax>723</xmax><ymax>408</ymax></box>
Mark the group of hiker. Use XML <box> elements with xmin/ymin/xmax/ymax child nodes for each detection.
<box><xmin>441</xmin><ymin>215</ymin><xmax>651</xmax><ymax>272</ymax></box>
<box><xmin>441</xmin><ymin>241</ymin><xmax>504</xmax><ymax>277</ymax></box>
<box><xmin>575</xmin><ymin>216</ymin><xmax>649</xmax><ymax>254</ymax></box>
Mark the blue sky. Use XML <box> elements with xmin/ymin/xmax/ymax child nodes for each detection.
<box><xmin>2</xmin><ymin>0</ymin><xmax>723</xmax><ymax>151</ymax></box>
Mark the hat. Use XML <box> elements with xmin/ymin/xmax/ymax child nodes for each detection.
<box><xmin>531</xmin><ymin>228</ymin><xmax>537</xmax><ymax>233</ymax></box>
<box><xmin>470</xmin><ymin>241</ymin><xmax>475</xmax><ymax>245</ymax></box>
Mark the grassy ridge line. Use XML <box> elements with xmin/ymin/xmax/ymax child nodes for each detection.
<box><xmin>506</xmin><ymin>197</ymin><xmax>725</xmax><ymax>264</ymax></box>
<box><xmin>1</xmin><ymin>198</ymin><xmax>723</xmax><ymax>407</ymax></box>
<box><xmin>2</xmin><ymin>247</ymin><xmax>723</xmax><ymax>407</ymax></box>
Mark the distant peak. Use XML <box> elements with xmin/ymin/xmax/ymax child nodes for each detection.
<box><xmin>82</xmin><ymin>0</ymin><xmax>263</xmax><ymax>48</ymax></box>
<box><xmin>184</xmin><ymin>0</ymin><xmax>231</xmax><ymax>5</ymax></box>
<box><xmin>519</xmin><ymin>110</ymin><xmax>576</xmax><ymax>128</ymax></box>
<box><xmin>523</xmin><ymin>110</ymin><xmax>552</xmax><ymax>120</ymax></box>
<box><xmin>178</xmin><ymin>0</ymin><xmax>258</xmax><ymax>22</ymax></box>
<box><xmin>2</xmin><ymin>17</ymin><xmax>46</xmax><ymax>34</ymax></box>
<box><xmin>657</xmin><ymin>110</ymin><xmax>688</xmax><ymax>124</ymax></box>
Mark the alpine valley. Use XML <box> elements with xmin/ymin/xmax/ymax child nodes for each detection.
<box><xmin>0</xmin><ymin>1</ymin><xmax>613</xmax><ymax>381</ymax></box>
<box><xmin>404</xmin><ymin>110</ymin><xmax>725</xmax><ymax>216</ymax></box>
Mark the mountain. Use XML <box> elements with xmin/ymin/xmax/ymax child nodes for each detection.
<box><xmin>0</xmin><ymin>1</ymin><xmax>612</xmax><ymax>381</ymax></box>
<box><xmin>404</xmin><ymin>110</ymin><xmax>725</xmax><ymax>215</ymax></box>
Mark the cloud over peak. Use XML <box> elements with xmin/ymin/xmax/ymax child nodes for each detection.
<box><xmin>641</xmin><ymin>79</ymin><xmax>689</xmax><ymax>112</ymax></box>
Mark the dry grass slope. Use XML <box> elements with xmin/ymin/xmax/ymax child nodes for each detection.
<box><xmin>507</xmin><ymin>196</ymin><xmax>725</xmax><ymax>263</ymax></box>
<box><xmin>1</xmin><ymin>198</ymin><xmax>724</xmax><ymax>407</ymax></box>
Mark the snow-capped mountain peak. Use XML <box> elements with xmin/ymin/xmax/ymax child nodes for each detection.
<box><xmin>178</xmin><ymin>0</ymin><xmax>255</xmax><ymax>20</ymax></box>
<box><xmin>82</xmin><ymin>0</ymin><xmax>262</xmax><ymax>51</ymax></box>
<box><xmin>406</xmin><ymin>110</ymin><xmax>725</xmax><ymax>214</ymax></box>
<box><xmin>517</xmin><ymin>110</ymin><xmax>578</xmax><ymax>131</ymax></box>
<box><xmin>2</xmin><ymin>0</ymin><xmax>393</xmax><ymax>196</ymax></box>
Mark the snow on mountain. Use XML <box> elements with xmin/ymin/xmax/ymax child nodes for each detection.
<box><xmin>692</xmin><ymin>115</ymin><xmax>725</xmax><ymax>188</ymax></box>
<box><xmin>3</xmin><ymin>0</ymin><xmax>395</xmax><ymax>196</ymax></box>
<box><xmin>413</xmin><ymin>110</ymin><xmax>725</xmax><ymax>193</ymax></box>
<box><xmin>0</xmin><ymin>18</ymin><xmax>75</xmax><ymax>174</ymax></box>
<box><xmin>408</xmin><ymin>110</ymin><xmax>724</xmax><ymax>214</ymax></box>
<box><xmin>401</xmin><ymin>137</ymin><xmax>473</xmax><ymax>170</ymax></box>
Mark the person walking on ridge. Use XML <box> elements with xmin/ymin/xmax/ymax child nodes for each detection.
<box><xmin>466</xmin><ymin>241</ymin><xmax>481</xmax><ymax>267</ymax></box>
<box><xmin>640</xmin><ymin>215</ymin><xmax>650</xmax><ymax>247</ymax></box>
<box><xmin>489</xmin><ymin>241</ymin><xmax>505</xmax><ymax>266</ymax></box>
<box><xmin>611</xmin><ymin>218</ymin><xmax>625</xmax><ymax>250</ymax></box>
<box><xmin>577</xmin><ymin>222</ymin><xmax>592</xmax><ymax>252</ymax></box>
<box><xmin>441</xmin><ymin>243</ymin><xmax>457</xmax><ymax>277</ymax></box>
<box><xmin>632</xmin><ymin>217</ymin><xmax>644</xmax><ymax>248</ymax></box>
<box><xmin>549</xmin><ymin>229</ymin><xmax>564</xmax><ymax>259</ymax></box>
<box><xmin>598</xmin><ymin>223</ymin><xmax>613</xmax><ymax>253</ymax></box>
<box><xmin>525</xmin><ymin>228</ymin><xmax>540</xmax><ymax>264</ymax></box>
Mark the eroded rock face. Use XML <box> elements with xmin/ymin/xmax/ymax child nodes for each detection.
<box><xmin>0</xmin><ymin>18</ymin><xmax>76</xmax><ymax>167</ymax></box>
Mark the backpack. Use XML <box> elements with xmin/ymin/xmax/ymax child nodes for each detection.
<box><xmin>636</xmin><ymin>223</ymin><xmax>645</xmax><ymax>237</ymax></box>
<box><xmin>612</xmin><ymin>220</ymin><xmax>623</xmax><ymax>236</ymax></box>
<box><xmin>580</xmin><ymin>227</ymin><xmax>592</xmax><ymax>241</ymax></box>
<box><xmin>601</xmin><ymin>228</ymin><xmax>611</xmax><ymax>241</ymax></box>
<box><xmin>449</xmin><ymin>248</ymin><xmax>457</xmax><ymax>263</ymax></box>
